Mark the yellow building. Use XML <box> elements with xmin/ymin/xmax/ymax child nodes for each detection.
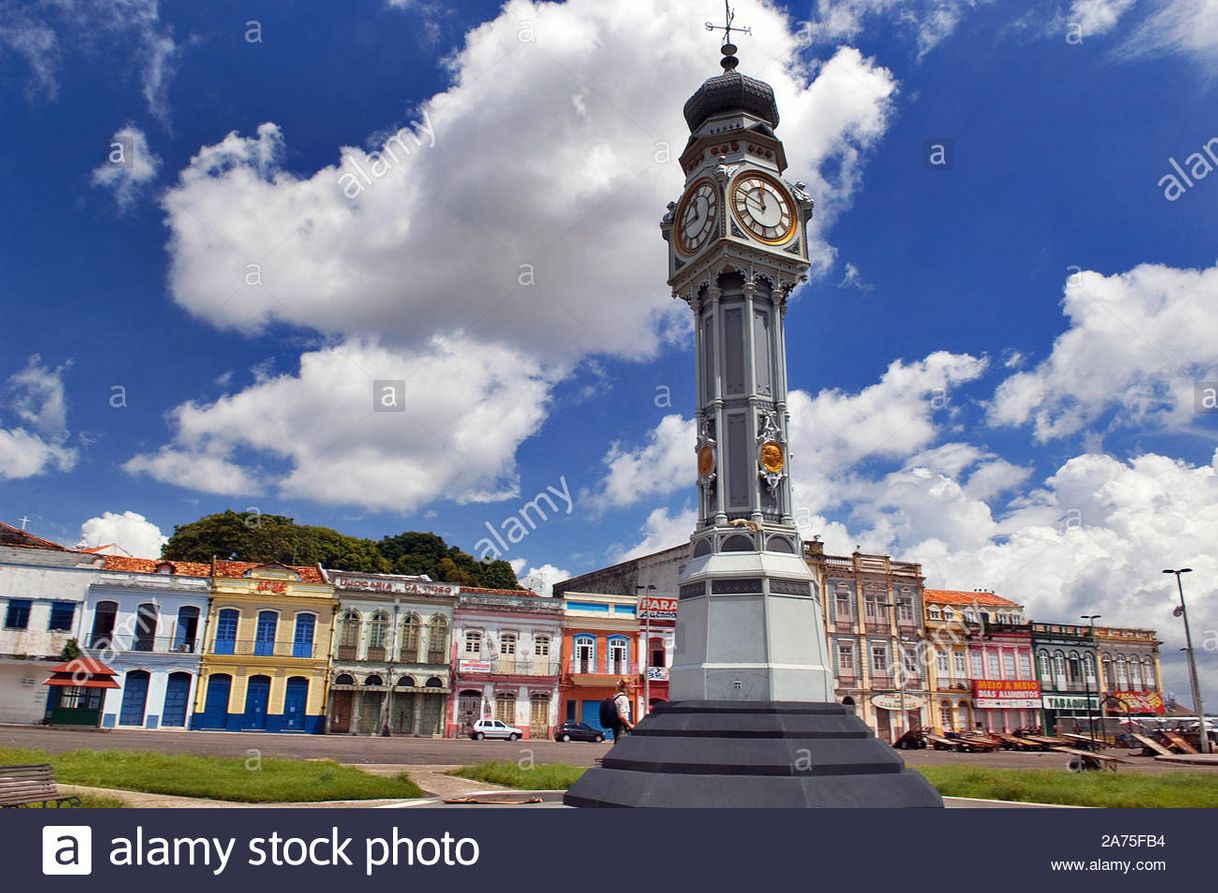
<box><xmin>192</xmin><ymin>562</ymin><xmax>337</xmax><ymax>733</ymax></box>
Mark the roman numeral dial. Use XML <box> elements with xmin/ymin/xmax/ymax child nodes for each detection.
<box><xmin>730</xmin><ymin>171</ymin><xmax>795</xmax><ymax>244</ymax></box>
<box><xmin>675</xmin><ymin>178</ymin><xmax>719</xmax><ymax>256</ymax></box>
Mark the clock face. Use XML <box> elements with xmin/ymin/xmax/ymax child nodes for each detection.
<box><xmin>730</xmin><ymin>171</ymin><xmax>796</xmax><ymax>244</ymax></box>
<box><xmin>675</xmin><ymin>179</ymin><xmax>719</xmax><ymax>256</ymax></box>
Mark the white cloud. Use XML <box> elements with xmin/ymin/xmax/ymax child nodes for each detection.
<box><xmin>91</xmin><ymin>124</ymin><xmax>161</xmax><ymax>209</ymax></box>
<box><xmin>139</xmin><ymin>0</ymin><xmax>898</xmax><ymax>511</ymax></box>
<box><xmin>1118</xmin><ymin>0</ymin><xmax>1218</xmax><ymax>70</ymax></box>
<box><xmin>611</xmin><ymin>505</ymin><xmax>698</xmax><ymax>564</ymax></box>
<box><xmin>1063</xmin><ymin>0</ymin><xmax>1137</xmax><ymax>36</ymax></box>
<box><xmin>0</xmin><ymin>357</ymin><xmax>77</xmax><ymax>479</ymax></box>
<box><xmin>594</xmin><ymin>414</ymin><xmax>694</xmax><ymax>511</ymax></box>
<box><xmin>77</xmin><ymin>510</ymin><xmax>167</xmax><ymax>559</ymax></box>
<box><xmin>511</xmin><ymin>560</ymin><xmax>570</xmax><ymax>596</ymax></box>
<box><xmin>125</xmin><ymin>336</ymin><xmax>553</xmax><ymax>512</ymax></box>
<box><xmin>799</xmin><ymin>0</ymin><xmax>985</xmax><ymax>58</ymax></box>
<box><xmin>159</xmin><ymin>0</ymin><xmax>895</xmax><ymax>363</ymax></box>
<box><xmin>988</xmin><ymin>261</ymin><xmax>1218</xmax><ymax>441</ymax></box>
<box><xmin>0</xmin><ymin>0</ymin><xmax>179</xmax><ymax>121</ymax></box>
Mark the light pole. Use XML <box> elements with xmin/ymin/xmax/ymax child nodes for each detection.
<box><xmin>1164</xmin><ymin>568</ymin><xmax>1210</xmax><ymax>754</ymax></box>
<box><xmin>1080</xmin><ymin>614</ymin><xmax>1101</xmax><ymax>745</ymax></box>
<box><xmin>380</xmin><ymin>597</ymin><xmax>400</xmax><ymax>737</ymax></box>
<box><xmin>636</xmin><ymin>584</ymin><xmax>656</xmax><ymax>719</ymax></box>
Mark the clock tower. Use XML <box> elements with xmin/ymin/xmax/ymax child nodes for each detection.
<box><xmin>564</xmin><ymin>18</ymin><xmax>942</xmax><ymax>809</ymax></box>
<box><xmin>660</xmin><ymin>39</ymin><xmax>832</xmax><ymax>703</ymax></box>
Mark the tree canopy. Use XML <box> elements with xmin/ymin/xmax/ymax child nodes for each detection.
<box><xmin>161</xmin><ymin>510</ymin><xmax>522</xmax><ymax>589</ymax></box>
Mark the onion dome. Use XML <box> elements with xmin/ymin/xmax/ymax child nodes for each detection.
<box><xmin>682</xmin><ymin>42</ymin><xmax>779</xmax><ymax>132</ymax></box>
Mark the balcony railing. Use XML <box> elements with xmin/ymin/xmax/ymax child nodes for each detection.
<box><xmin>210</xmin><ymin>638</ymin><xmax>317</xmax><ymax>658</ymax></box>
<box><xmin>334</xmin><ymin>644</ymin><xmax>449</xmax><ymax>664</ymax></box>
<box><xmin>87</xmin><ymin>634</ymin><xmax>199</xmax><ymax>655</ymax></box>
<box><xmin>569</xmin><ymin>659</ymin><xmax>638</xmax><ymax>676</ymax></box>
<box><xmin>457</xmin><ymin>657</ymin><xmax>561</xmax><ymax>677</ymax></box>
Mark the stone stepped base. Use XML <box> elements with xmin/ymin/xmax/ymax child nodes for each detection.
<box><xmin>564</xmin><ymin>700</ymin><xmax>944</xmax><ymax>808</ymax></box>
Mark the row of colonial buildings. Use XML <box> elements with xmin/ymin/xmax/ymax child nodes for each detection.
<box><xmin>0</xmin><ymin>521</ymin><xmax>673</xmax><ymax>737</ymax></box>
<box><xmin>0</xmin><ymin>520</ymin><xmax>1165</xmax><ymax>741</ymax></box>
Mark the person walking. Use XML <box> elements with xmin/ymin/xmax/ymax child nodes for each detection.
<box><xmin>612</xmin><ymin>678</ymin><xmax>634</xmax><ymax>740</ymax></box>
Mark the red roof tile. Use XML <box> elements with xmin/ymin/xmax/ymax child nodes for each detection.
<box><xmin>100</xmin><ymin>556</ymin><xmax>323</xmax><ymax>583</ymax></box>
<box><xmin>0</xmin><ymin>520</ymin><xmax>73</xmax><ymax>551</ymax></box>
<box><xmin>924</xmin><ymin>589</ymin><xmax>1021</xmax><ymax>608</ymax></box>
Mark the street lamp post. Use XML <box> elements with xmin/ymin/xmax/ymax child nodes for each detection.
<box><xmin>381</xmin><ymin>597</ymin><xmax>400</xmax><ymax>737</ymax></box>
<box><xmin>1164</xmin><ymin>568</ymin><xmax>1210</xmax><ymax>754</ymax></box>
<box><xmin>1080</xmin><ymin>614</ymin><xmax>1101</xmax><ymax>745</ymax></box>
<box><xmin>636</xmin><ymin>584</ymin><xmax>656</xmax><ymax>719</ymax></box>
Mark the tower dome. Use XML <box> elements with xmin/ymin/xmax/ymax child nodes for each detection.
<box><xmin>682</xmin><ymin>57</ymin><xmax>779</xmax><ymax>132</ymax></box>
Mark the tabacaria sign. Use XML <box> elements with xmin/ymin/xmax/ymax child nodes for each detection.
<box><xmin>973</xmin><ymin>679</ymin><xmax>1042</xmax><ymax>709</ymax></box>
<box><xmin>332</xmin><ymin>574</ymin><xmax>459</xmax><ymax>597</ymax></box>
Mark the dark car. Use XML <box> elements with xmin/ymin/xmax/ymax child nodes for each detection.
<box><xmin>554</xmin><ymin>721</ymin><xmax>605</xmax><ymax>743</ymax></box>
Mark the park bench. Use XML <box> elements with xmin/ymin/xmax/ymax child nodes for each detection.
<box><xmin>1052</xmin><ymin>747</ymin><xmax>1129</xmax><ymax>773</ymax></box>
<box><xmin>0</xmin><ymin>764</ymin><xmax>80</xmax><ymax>809</ymax></box>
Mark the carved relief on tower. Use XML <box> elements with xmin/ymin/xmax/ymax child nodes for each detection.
<box><xmin>756</xmin><ymin>408</ymin><xmax>787</xmax><ymax>497</ymax></box>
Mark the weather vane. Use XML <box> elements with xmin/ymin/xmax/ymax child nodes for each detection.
<box><xmin>705</xmin><ymin>1</ymin><xmax>750</xmax><ymax>70</ymax></box>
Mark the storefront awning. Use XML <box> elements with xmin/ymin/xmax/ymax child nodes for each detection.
<box><xmin>42</xmin><ymin>656</ymin><xmax>121</xmax><ymax>689</ymax></box>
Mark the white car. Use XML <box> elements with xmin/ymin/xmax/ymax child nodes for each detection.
<box><xmin>469</xmin><ymin>719</ymin><xmax>524</xmax><ymax>741</ymax></box>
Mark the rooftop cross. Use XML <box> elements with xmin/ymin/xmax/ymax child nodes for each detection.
<box><xmin>18</xmin><ymin>515</ymin><xmax>30</xmax><ymax>530</ymax></box>
<box><xmin>705</xmin><ymin>0</ymin><xmax>751</xmax><ymax>71</ymax></box>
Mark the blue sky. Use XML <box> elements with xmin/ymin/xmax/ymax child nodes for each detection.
<box><xmin>2</xmin><ymin>1</ymin><xmax>1216</xmax><ymax>700</ymax></box>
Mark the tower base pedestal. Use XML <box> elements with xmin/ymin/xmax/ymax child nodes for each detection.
<box><xmin>564</xmin><ymin>700</ymin><xmax>943</xmax><ymax>808</ymax></box>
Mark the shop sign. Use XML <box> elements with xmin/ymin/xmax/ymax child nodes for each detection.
<box><xmin>459</xmin><ymin>660</ymin><xmax>491</xmax><ymax>674</ymax></box>
<box><xmin>1111</xmin><ymin>691</ymin><xmax>1165</xmax><ymax>715</ymax></box>
<box><xmin>638</xmin><ymin>596</ymin><xmax>678</xmax><ymax>622</ymax></box>
<box><xmin>1042</xmin><ymin>694</ymin><xmax>1099</xmax><ymax>711</ymax></box>
<box><xmin>871</xmin><ymin>693</ymin><xmax>925</xmax><ymax>711</ymax></box>
<box><xmin>336</xmin><ymin>574</ymin><xmax>459</xmax><ymax>597</ymax></box>
<box><xmin>973</xmin><ymin>679</ymin><xmax>1042</xmax><ymax>709</ymax></box>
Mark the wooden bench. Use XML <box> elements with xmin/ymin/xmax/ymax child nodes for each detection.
<box><xmin>0</xmin><ymin>764</ymin><xmax>80</xmax><ymax>809</ymax></box>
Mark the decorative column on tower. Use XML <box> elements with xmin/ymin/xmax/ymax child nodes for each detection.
<box><xmin>565</xmin><ymin>11</ymin><xmax>941</xmax><ymax>808</ymax></box>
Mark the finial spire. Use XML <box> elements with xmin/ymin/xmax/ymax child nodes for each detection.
<box><xmin>705</xmin><ymin>0</ymin><xmax>751</xmax><ymax>71</ymax></box>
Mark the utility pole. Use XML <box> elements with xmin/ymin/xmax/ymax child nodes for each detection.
<box><xmin>636</xmin><ymin>584</ymin><xmax>656</xmax><ymax>719</ymax></box>
<box><xmin>1164</xmin><ymin>569</ymin><xmax>1210</xmax><ymax>753</ymax></box>
<box><xmin>1080</xmin><ymin>614</ymin><xmax>1101</xmax><ymax>744</ymax></box>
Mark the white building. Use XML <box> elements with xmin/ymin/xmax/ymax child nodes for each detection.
<box><xmin>0</xmin><ymin>523</ymin><xmax>105</xmax><ymax>723</ymax></box>
<box><xmin>79</xmin><ymin>558</ymin><xmax>211</xmax><ymax>729</ymax></box>
<box><xmin>323</xmin><ymin>569</ymin><xmax>456</xmax><ymax>736</ymax></box>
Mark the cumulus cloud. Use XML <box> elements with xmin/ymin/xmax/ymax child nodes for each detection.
<box><xmin>159</xmin><ymin>0</ymin><xmax>894</xmax><ymax>362</ymax></box>
<box><xmin>610</xmin><ymin>505</ymin><xmax>698</xmax><ymax>564</ymax></box>
<box><xmin>77</xmin><ymin>510</ymin><xmax>167</xmax><ymax>558</ymax></box>
<box><xmin>125</xmin><ymin>336</ymin><xmax>553</xmax><ymax>512</ymax></box>
<box><xmin>988</xmin><ymin>261</ymin><xmax>1218</xmax><ymax>441</ymax></box>
<box><xmin>0</xmin><ymin>356</ymin><xmax>77</xmax><ymax>479</ymax></box>
<box><xmin>135</xmin><ymin>0</ymin><xmax>898</xmax><ymax>511</ymax></box>
<box><xmin>91</xmin><ymin>124</ymin><xmax>161</xmax><ymax>209</ymax></box>
<box><xmin>511</xmin><ymin>560</ymin><xmax>571</xmax><ymax>596</ymax></box>
<box><xmin>593</xmin><ymin>414</ymin><xmax>695</xmax><ymax>511</ymax></box>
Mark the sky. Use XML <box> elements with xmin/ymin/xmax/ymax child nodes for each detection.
<box><xmin>1</xmin><ymin>0</ymin><xmax>1216</xmax><ymax>705</ymax></box>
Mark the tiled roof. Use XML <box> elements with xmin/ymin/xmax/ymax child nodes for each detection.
<box><xmin>924</xmin><ymin>588</ymin><xmax>1022</xmax><ymax>609</ymax></box>
<box><xmin>460</xmin><ymin>586</ymin><xmax>540</xmax><ymax>597</ymax></box>
<box><xmin>0</xmin><ymin>520</ymin><xmax>72</xmax><ymax>551</ymax></box>
<box><xmin>101</xmin><ymin>555</ymin><xmax>323</xmax><ymax>583</ymax></box>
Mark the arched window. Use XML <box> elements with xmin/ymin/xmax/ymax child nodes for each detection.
<box><xmin>464</xmin><ymin>630</ymin><xmax>482</xmax><ymax>656</ymax></box>
<box><xmin>1053</xmin><ymin>651</ymin><xmax>1067</xmax><ymax>681</ymax></box>
<box><xmin>397</xmin><ymin>675</ymin><xmax>416</xmax><ymax>688</ymax></box>
<box><xmin>401</xmin><ymin>614</ymin><xmax>421</xmax><ymax>661</ymax></box>
<box><xmin>427</xmin><ymin>615</ymin><xmax>449</xmax><ymax>663</ymax></box>
<box><xmin>367</xmin><ymin>612</ymin><xmax>389</xmax><ymax>658</ymax></box>
<box><xmin>573</xmin><ymin>634</ymin><xmax>595</xmax><ymax>673</ymax></box>
<box><xmin>1083</xmin><ymin>653</ymin><xmax>1096</xmax><ymax>683</ymax></box>
<box><xmin>1067</xmin><ymin>651</ymin><xmax>1081</xmax><ymax>683</ymax></box>
<box><xmin>939</xmin><ymin>700</ymin><xmax>954</xmax><ymax>732</ymax></box>
<box><xmin>1142</xmin><ymin>657</ymin><xmax>1155</xmax><ymax>690</ymax></box>
<box><xmin>1038</xmin><ymin>651</ymin><xmax>1051</xmax><ymax>681</ymax></box>
<box><xmin>1129</xmin><ymin>659</ymin><xmax>1142</xmax><ymax>690</ymax></box>
<box><xmin>134</xmin><ymin>602</ymin><xmax>158</xmax><ymax>652</ymax></box>
<box><xmin>365</xmin><ymin>674</ymin><xmax>384</xmax><ymax>686</ymax></box>
<box><xmin>607</xmin><ymin>635</ymin><xmax>630</xmax><ymax>675</ymax></box>
<box><xmin>254</xmin><ymin>610</ymin><xmax>278</xmax><ymax>656</ymax></box>
<box><xmin>495</xmin><ymin>691</ymin><xmax>516</xmax><ymax>725</ymax></box>
<box><xmin>499</xmin><ymin>632</ymin><xmax>517</xmax><ymax>670</ymax></box>
<box><xmin>334</xmin><ymin>673</ymin><xmax>355</xmax><ymax>686</ymax></box>
<box><xmin>425</xmin><ymin>676</ymin><xmax>443</xmax><ymax>688</ymax></box>
<box><xmin>338</xmin><ymin>610</ymin><xmax>361</xmax><ymax>657</ymax></box>
<box><xmin>1101</xmin><ymin>654</ymin><xmax>1113</xmax><ymax>690</ymax></box>
<box><xmin>214</xmin><ymin>608</ymin><xmax>239</xmax><ymax>655</ymax></box>
<box><xmin>89</xmin><ymin>601</ymin><xmax>118</xmax><ymax>648</ymax></box>
<box><xmin>928</xmin><ymin>605</ymin><xmax>941</xmax><ymax>621</ymax></box>
<box><xmin>174</xmin><ymin>606</ymin><xmax>200</xmax><ymax>653</ymax></box>
<box><xmin>1115</xmin><ymin>655</ymin><xmax>1128</xmax><ymax>687</ymax></box>
<box><xmin>292</xmin><ymin>612</ymin><xmax>315</xmax><ymax>658</ymax></box>
<box><xmin>534</xmin><ymin>634</ymin><xmax>551</xmax><ymax>657</ymax></box>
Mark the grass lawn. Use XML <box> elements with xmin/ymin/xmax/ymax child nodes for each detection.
<box><xmin>449</xmin><ymin>761</ymin><xmax>587</xmax><ymax>791</ymax></box>
<box><xmin>450</xmin><ymin>761</ymin><xmax>1218</xmax><ymax>807</ymax></box>
<box><xmin>0</xmin><ymin>746</ymin><xmax>423</xmax><ymax>803</ymax></box>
